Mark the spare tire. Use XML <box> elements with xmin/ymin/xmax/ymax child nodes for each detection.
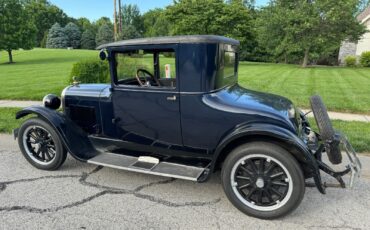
<box><xmin>310</xmin><ymin>95</ymin><xmax>342</xmax><ymax>164</ymax></box>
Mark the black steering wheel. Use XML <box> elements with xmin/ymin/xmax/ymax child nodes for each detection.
<box><xmin>136</xmin><ymin>69</ymin><xmax>160</xmax><ymax>86</ymax></box>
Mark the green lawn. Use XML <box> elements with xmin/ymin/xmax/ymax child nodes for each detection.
<box><xmin>0</xmin><ymin>49</ymin><xmax>370</xmax><ymax>114</ymax></box>
<box><xmin>239</xmin><ymin>62</ymin><xmax>370</xmax><ymax>114</ymax></box>
<box><xmin>1</xmin><ymin>108</ymin><xmax>369</xmax><ymax>152</ymax></box>
<box><xmin>0</xmin><ymin>48</ymin><xmax>97</xmax><ymax>100</ymax></box>
<box><xmin>0</xmin><ymin>108</ymin><xmax>23</xmax><ymax>133</ymax></box>
<box><xmin>309</xmin><ymin>118</ymin><xmax>370</xmax><ymax>153</ymax></box>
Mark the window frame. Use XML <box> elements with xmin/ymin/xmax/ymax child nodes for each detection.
<box><xmin>110</xmin><ymin>44</ymin><xmax>179</xmax><ymax>92</ymax></box>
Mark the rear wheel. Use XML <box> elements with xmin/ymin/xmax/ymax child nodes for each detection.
<box><xmin>221</xmin><ymin>142</ymin><xmax>305</xmax><ymax>219</ymax></box>
<box><xmin>18</xmin><ymin>118</ymin><xmax>67</xmax><ymax>170</ymax></box>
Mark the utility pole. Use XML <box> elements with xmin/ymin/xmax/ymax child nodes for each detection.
<box><xmin>113</xmin><ymin>0</ymin><xmax>117</xmax><ymax>41</ymax></box>
<box><xmin>118</xmin><ymin>0</ymin><xmax>122</xmax><ymax>35</ymax></box>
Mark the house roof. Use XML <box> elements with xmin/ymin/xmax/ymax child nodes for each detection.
<box><xmin>357</xmin><ymin>6</ymin><xmax>370</xmax><ymax>22</ymax></box>
<box><xmin>96</xmin><ymin>35</ymin><xmax>240</xmax><ymax>50</ymax></box>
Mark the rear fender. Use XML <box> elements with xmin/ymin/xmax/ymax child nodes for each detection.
<box><xmin>16</xmin><ymin>106</ymin><xmax>98</xmax><ymax>161</ymax></box>
<box><xmin>212</xmin><ymin>123</ymin><xmax>325</xmax><ymax>193</ymax></box>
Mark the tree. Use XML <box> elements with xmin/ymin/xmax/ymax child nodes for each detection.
<box><xmin>256</xmin><ymin>0</ymin><xmax>366</xmax><ymax>67</ymax></box>
<box><xmin>143</xmin><ymin>8</ymin><xmax>171</xmax><ymax>37</ymax></box>
<box><xmin>120</xmin><ymin>25</ymin><xmax>141</xmax><ymax>40</ymax></box>
<box><xmin>120</xmin><ymin>4</ymin><xmax>144</xmax><ymax>36</ymax></box>
<box><xmin>81</xmin><ymin>29</ymin><xmax>96</xmax><ymax>50</ymax></box>
<box><xmin>40</xmin><ymin>31</ymin><xmax>48</xmax><ymax>48</ymax></box>
<box><xmin>95</xmin><ymin>17</ymin><xmax>113</xmax><ymax>28</ymax></box>
<box><xmin>96</xmin><ymin>24</ymin><xmax>114</xmax><ymax>46</ymax></box>
<box><xmin>76</xmin><ymin>17</ymin><xmax>94</xmax><ymax>32</ymax></box>
<box><xmin>46</xmin><ymin>23</ymin><xmax>68</xmax><ymax>48</ymax></box>
<box><xmin>0</xmin><ymin>0</ymin><xmax>37</xmax><ymax>63</ymax></box>
<box><xmin>166</xmin><ymin>0</ymin><xmax>254</xmax><ymax>58</ymax></box>
<box><xmin>64</xmin><ymin>22</ymin><xmax>81</xmax><ymax>48</ymax></box>
<box><xmin>25</xmin><ymin>0</ymin><xmax>70</xmax><ymax>47</ymax></box>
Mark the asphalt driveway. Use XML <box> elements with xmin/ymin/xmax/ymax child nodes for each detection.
<box><xmin>0</xmin><ymin>134</ymin><xmax>369</xmax><ymax>230</ymax></box>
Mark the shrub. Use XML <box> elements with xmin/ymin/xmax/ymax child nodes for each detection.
<box><xmin>345</xmin><ymin>56</ymin><xmax>357</xmax><ymax>67</ymax></box>
<box><xmin>68</xmin><ymin>60</ymin><xmax>110</xmax><ymax>84</ymax></box>
<box><xmin>360</xmin><ymin>51</ymin><xmax>370</xmax><ymax>67</ymax></box>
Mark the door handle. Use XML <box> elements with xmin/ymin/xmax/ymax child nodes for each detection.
<box><xmin>166</xmin><ymin>95</ymin><xmax>177</xmax><ymax>101</ymax></box>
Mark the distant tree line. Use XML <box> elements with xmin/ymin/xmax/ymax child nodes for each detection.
<box><xmin>0</xmin><ymin>0</ymin><xmax>368</xmax><ymax>67</ymax></box>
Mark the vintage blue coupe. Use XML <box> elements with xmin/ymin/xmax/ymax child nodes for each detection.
<box><xmin>14</xmin><ymin>35</ymin><xmax>361</xmax><ymax>219</ymax></box>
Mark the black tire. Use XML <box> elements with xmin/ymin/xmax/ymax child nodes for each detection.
<box><xmin>18</xmin><ymin>117</ymin><xmax>67</xmax><ymax>170</ymax></box>
<box><xmin>310</xmin><ymin>95</ymin><xmax>342</xmax><ymax>164</ymax></box>
<box><xmin>221</xmin><ymin>142</ymin><xmax>305</xmax><ymax>219</ymax></box>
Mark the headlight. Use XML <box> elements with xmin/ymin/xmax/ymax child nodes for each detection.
<box><xmin>43</xmin><ymin>94</ymin><xmax>61</xmax><ymax>110</ymax></box>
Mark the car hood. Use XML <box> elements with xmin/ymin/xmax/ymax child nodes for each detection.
<box><xmin>203</xmin><ymin>84</ymin><xmax>297</xmax><ymax>130</ymax></box>
<box><xmin>62</xmin><ymin>84</ymin><xmax>111</xmax><ymax>98</ymax></box>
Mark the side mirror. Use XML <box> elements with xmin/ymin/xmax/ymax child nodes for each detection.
<box><xmin>99</xmin><ymin>49</ymin><xmax>107</xmax><ymax>60</ymax></box>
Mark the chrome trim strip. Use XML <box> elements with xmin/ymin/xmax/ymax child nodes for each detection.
<box><xmin>64</xmin><ymin>91</ymin><xmax>102</xmax><ymax>97</ymax></box>
<box><xmin>61</xmin><ymin>85</ymin><xmax>71</xmax><ymax>110</ymax></box>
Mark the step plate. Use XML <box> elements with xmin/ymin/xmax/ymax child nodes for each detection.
<box><xmin>87</xmin><ymin>153</ymin><xmax>205</xmax><ymax>181</ymax></box>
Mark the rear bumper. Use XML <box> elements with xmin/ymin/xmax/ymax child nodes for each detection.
<box><xmin>340</xmin><ymin>134</ymin><xmax>362</xmax><ymax>188</ymax></box>
<box><xmin>313</xmin><ymin>132</ymin><xmax>362</xmax><ymax>190</ymax></box>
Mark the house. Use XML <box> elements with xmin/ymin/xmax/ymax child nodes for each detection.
<box><xmin>338</xmin><ymin>7</ymin><xmax>370</xmax><ymax>64</ymax></box>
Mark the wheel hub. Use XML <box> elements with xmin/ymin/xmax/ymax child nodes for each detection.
<box><xmin>255</xmin><ymin>178</ymin><xmax>265</xmax><ymax>188</ymax></box>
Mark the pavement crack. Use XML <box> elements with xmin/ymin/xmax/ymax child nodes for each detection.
<box><xmin>307</xmin><ymin>225</ymin><xmax>362</xmax><ymax>230</ymax></box>
<box><xmin>1</xmin><ymin>174</ymin><xmax>81</xmax><ymax>186</ymax></box>
<box><xmin>133</xmin><ymin>193</ymin><xmax>221</xmax><ymax>207</ymax></box>
<box><xmin>134</xmin><ymin>178</ymin><xmax>176</xmax><ymax>192</ymax></box>
<box><xmin>0</xmin><ymin>183</ymin><xmax>6</xmax><ymax>193</ymax></box>
<box><xmin>0</xmin><ymin>165</ymin><xmax>220</xmax><ymax>213</ymax></box>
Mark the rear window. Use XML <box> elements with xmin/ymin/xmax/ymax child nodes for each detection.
<box><xmin>215</xmin><ymin>46</ymin><xmax>238</xmax><ymax>89</ymax></box>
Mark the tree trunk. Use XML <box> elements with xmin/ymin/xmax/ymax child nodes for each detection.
<box><xmin>7</xmin><ymin>49</ymin><xmax>13</xmax><ymax>63</ymax></box>
<box><xmin>302</xmin><ymin>48</ymin><xmax>310</xmax><ymax>68</ymax></box>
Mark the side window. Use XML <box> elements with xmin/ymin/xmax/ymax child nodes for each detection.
<box><xmin>116</xmin><ymin>52</ymin><xmax>154</xmax><ymax>84</ymax></box>
<box><xmin>215</xmin><ymin>46</ymin><xmax>237</xmax><ymax>89</ymax></box>
<box><xmin>157</xmin><ymin>51</ymin><xmax>176</xmax><ymax>88</ymax></box>
<box><xmin>115</xmin><ymin>49</ymin><xmax>176</xmax><ymax>89</ymax></box>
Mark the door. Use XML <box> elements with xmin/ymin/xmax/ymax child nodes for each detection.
<box><xmin>111</xmin><ymin>47</ymin><xmax>182</xmax><ymax>153</ymax></box>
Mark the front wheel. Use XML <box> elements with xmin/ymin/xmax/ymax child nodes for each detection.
<box><xmin>18</xmin><ymin>118</ymin><xmax>67</xmax><ymax>170</ymax></box>
<box><xmin>221</xmin><ymin>142</ymin><xmax>305</xmax><ymax>219</ymax></box>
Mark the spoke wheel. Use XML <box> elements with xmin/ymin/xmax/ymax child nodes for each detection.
<box><xmin>221</xmin><ymin>142</ymin><xmax>305</xmax><ymax>219</ymax></box>
<box><xmin>22</xmin><ymin>126</ymin><xmax>57</xmax><ymax>165</ymax></box>
<box><xmin>231</xmin><ymin>154</ymin><xmax>293</xmax><ymax>211</ymax></box>
<box><xmin>18</xmin><ymin>118</ymin><xmax>67</xmax><ymax>171</ymax></box>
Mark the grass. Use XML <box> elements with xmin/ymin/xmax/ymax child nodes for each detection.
<box><xmin>0</xmin><ymin>49</ymin><xmax>370</xmax><ymax>114</ymax></box>
<box><xmin>0</xmin><ymin>48</ymin><xmax>97</xmax><ymax>100</ymax></box>
<box><xmin>309</xmin><ymin>118</ymin><xmax>370</xmax><ymax>153</ymax></box>
<box><xmin>0</xmin><ymin>108</ymin><xmax>368</xmax><ymax>152</ymax></box>
<box><xmin>238</xmin><ymin>62</ymin><xmax>370</xmax><ymax>114</ymax></box>
<box><xmin>0</xmin><ymin>108</ymin><xmax>24</xmax><ymax>133</ymax></box>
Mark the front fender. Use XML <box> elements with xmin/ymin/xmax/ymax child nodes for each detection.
<box><xmin>16</xmin><ymin>106</ymin><xmax>98</xmax><ymax>161</ymax></box>
<box><xmin>213</xmin><ymin>122</ymin><xmax>325</xmax><ymax>193</ymax></box>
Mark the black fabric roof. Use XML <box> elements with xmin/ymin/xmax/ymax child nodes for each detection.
<box><xmin>96</xmin><ymin>35</ymin><xmax>240</xmax><ymax>50</ymax></box>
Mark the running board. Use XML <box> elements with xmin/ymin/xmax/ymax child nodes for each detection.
<box><xmin>87</xmin><ymin>153</ymin><xmax>206</xmax><ymax>181</ymax></box>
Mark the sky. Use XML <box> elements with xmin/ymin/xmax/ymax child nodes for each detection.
<box><xmin>49</xmin><ymin>0</ymin><xmax>269</xmax><ymax>21</ymax></box>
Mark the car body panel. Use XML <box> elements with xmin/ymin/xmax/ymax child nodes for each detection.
<box><xmin>15</xmin><ymin>35</ymin><xmax>327</xmax><ymax>192</ymax></box>
<box><xmin>16</xmin><ymin>106</ymin><xmax>98</xmax><ymax>161</ymax></box>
